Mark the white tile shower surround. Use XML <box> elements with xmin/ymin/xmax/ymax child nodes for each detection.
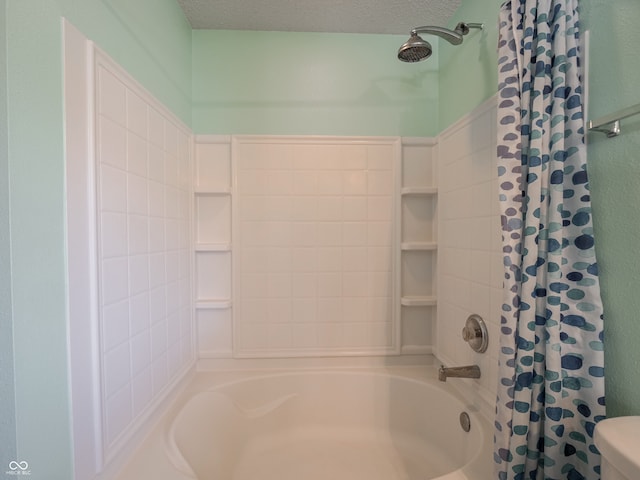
<box><xmin>65</xmin><ymin>30</ymin><xmax>500</xmax><ymax>479</ymax></box>
<box><xmin>89</xmin><ymin>50</ymin><xmax>500</xmax><ymax>474</ymax></box>
<box><xmin>191</xmin><ymin>136</ymin><xmax>429</xmax><ymax>358</ymax></box>
<box><xmin>193</xmin><ymin>135</ymin><xmax>441</xmax><ymax>362</ymax></box>
<box><xmin>95</xmin><ymin>52</ymin><xmax>194</xmax><ymax>459</ymax></box>
<box><xmin>234</xmin><ymin>138</ymin><xmax>399</xmax><ymax>357</ymax></box>
<box><xmin>436</xmin><ymin>95</ymin><xmax>501</xmax><ymax>415</ymax></box>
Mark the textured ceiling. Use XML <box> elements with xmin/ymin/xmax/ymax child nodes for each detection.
<box><xmin>177</xmin><ymin>0</ymin><xmax>462</xmax><ymax>35</ymax></box>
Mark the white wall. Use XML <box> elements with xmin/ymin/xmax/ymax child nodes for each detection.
<box><xmin>233</xmin><ymin>137</ymin><xmax>400</xmax><ymax>357</ymax></box>
<box><xmin>189</xmin><ymin>113</ymin><xmax>503</xmax><ymax>378</ymax></box>
<box><xmin>93</xmin><ymin>49</ymin><xmax>195</xmax><ymax>463</ymax></box>
<box><xmin>436</xmin><ymin>96</ymin><xmax>501</xmax><ymax>417</ymax></box>
<box><xmin>193</xmin><ymin>136</ymin><xmax>440</xmax><ymax>362</ymax></box>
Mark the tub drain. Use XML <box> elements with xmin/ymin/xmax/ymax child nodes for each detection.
<box><xmin>459</xmin><ymin>412</ymin><xmax>471</xmax><ymax>432</ymax></box>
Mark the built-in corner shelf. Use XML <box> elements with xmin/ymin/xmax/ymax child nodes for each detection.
<box><xmin>195</xmin><ymin>243</ymin><xmax>232</xmax><ymax>252</ymax></box>
<box><xmin>194</xmin><ymin>188</ymin><xmax>231</xmax><ymax>196</ymax></box>
<box><xmin>401</xmin><ymin>241</ymin><xmax>437</xmax><ymax>251</ymax></box>
<box><xmin>194</xmin><ymin>137</ymin><xmax>234</xmax><ymax>358</ymax></box>
<box><xmin>401</xmin><ymin>186</ymin><xmax>437</xmax><ymax>196</ymax></box>
<box><xmin>398</xmin><ymin>138</ymin><xmax>438</xmax><ymax>356</ymax></box>
<box><xmin>195</xmin><ymin>299</ymin><xmax>233</xmax><ymax>310</ymax></box>
<box><xmin>400</xmin><ymin>296</ymin><xmax>437</xmax><ymax>307</ymax></box>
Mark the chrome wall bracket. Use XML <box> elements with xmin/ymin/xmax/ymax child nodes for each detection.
<box><xmin>589</xmin><ymin>120</ymin><xmax>621</xmax><ymax>138</ymax></box>
<box><xmin>588</xmin><ymin>102</ymin><xmax>640</xmax><ymax>139</ymax></box>
<box><xmin>462</xmin><ymin>314</ymin><xmax>489</xmax><ymax>353</ymax></box>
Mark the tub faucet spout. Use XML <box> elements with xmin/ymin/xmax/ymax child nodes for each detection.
<box><xmin>438</xmin><ymin>364</ymin><xmax>481</xmax><ymax>382</ymax></box>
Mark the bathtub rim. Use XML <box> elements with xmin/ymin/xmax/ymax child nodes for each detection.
<box><xmin>162</xmin><ymin>366</ymin><xmax>493</xmax><ymax>480</ymax></box>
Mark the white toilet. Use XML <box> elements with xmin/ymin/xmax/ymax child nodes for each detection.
<box><xmin>594</xmin><ymin>416</ymin><xmax>640</xmax><ymax>480</ymax></box>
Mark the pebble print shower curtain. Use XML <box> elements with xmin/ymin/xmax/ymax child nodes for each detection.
<box><xmin>494</xmin><ymin>1</ymin><xmax>606</xmax><ymax>479</ymax></box>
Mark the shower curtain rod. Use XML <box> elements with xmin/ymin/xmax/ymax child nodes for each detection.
<box><xmin>588</xmin><ymin>102</ymin><xmax>640</xmax><ymax>138</ymax></box>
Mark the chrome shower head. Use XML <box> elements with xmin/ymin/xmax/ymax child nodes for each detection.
<box><xmin>397</xmin><ymin>33</ymin><xmax>432</xmax><ymax>63</ymax></box>
<box><xmin>397</xmin><ymin>22</ymin><xmax>483</xmax><ymax>63</ymax></box>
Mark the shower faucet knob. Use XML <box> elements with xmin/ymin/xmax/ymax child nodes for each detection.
<box><xmin>461</xmin><ymin>326</ymin><xmax>474</xmax><ymax>342</ymax></box>
<box><xmin>461</xmin><ymin>314</ymin><xmax>489</xmax><ymax>353</ymax></box>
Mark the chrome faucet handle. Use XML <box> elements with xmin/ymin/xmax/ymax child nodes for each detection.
<box><xmin>461</xmin><ymin>326</ymin><xmax>474</xmax><ymax>342</ymax></box>
<box><xmin>462</xmin><ymin>314</ymin><xmax>488</xmax><ymax>353</ymax></box>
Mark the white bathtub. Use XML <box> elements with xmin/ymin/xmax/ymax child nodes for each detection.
<box><xmin>139</xmin><ymin>368</ymin><xmax>492</xmax><ymax>480</ymax></box>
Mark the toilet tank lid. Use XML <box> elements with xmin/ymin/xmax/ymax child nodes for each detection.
<box><xmin>594</xmin><ymin>416</ymin><xmax>640</xmax><ymax>479</ymax></box>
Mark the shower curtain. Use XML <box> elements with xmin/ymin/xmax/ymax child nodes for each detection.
<box><xmin>494</xmin><ymin>1</ymin><xmax>606</xmax><ymax>479</ymax></box>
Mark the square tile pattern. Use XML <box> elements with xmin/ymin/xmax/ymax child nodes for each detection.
<box><xmin>93</xmin><ymin>50</ymin><xmax>500</xmax><ymax>462</ymax></box>
<box><xmin>96</xmin><ymin>63</ymin><xmax>193</xmax><ymax>449</ymax></box>
<box><xmin>437</xmin><ymin>101</ymin><xmax>501</xmax><ymax>408</ymax></box>
<box><xmin>233</xmin><ymin>141</ymin><xmax>398</xmax><ymax>356</ymax></box>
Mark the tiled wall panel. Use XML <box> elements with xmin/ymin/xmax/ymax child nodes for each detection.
<box><xmin>233</xmin><ymin>138</ymin><xmax>400</xmax><ymax>357</ymax></box>
<box><xmin>95</xmin><ymin>53</ymin><xmax>193</xmax><ymax>455</ymax></box>
<box><xmin>436</xmin><ymin>97</ymin><xmax>501</xmax><ymax>414</ymax></box>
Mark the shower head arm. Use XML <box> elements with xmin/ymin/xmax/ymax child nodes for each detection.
<box><xmin>410</xmin><ymin>26</ymin><xmax>463</xmax><ymax>45</ymax></box>
<box><xmin>410</xmin><ymin>22</ymin><xmax>484</xmax><ymax>46</ymax></box>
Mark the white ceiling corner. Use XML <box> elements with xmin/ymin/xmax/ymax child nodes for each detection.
<box><xmin>176</xmin><ymin>0</ymin><xmax>463</xmax><ymax>35</ymax></box>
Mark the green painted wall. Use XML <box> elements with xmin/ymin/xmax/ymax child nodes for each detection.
<box><xmin>192</xmin><ymin>30</ymin><xmax>439</xmax><ymax>136</ymax></box>
<box><xmin>96</xmin><ymin>0</ymin><xmax>193</xmax><ymax>123</ymax></box>
<box><xmin>581</xmin><ymin>0</ymin><xmax>640</xmax><ymax>418</ymax></box>
<box><xmin>5</xmin><ymin>1</ymin><xmax>191</xmax><ymax>478</ymax></box>
<box><xmin>0</xmin><ymin>0</ymin><xmax>18</xmax><ymax>471</ymax></box>
<box><xmin>439</xmin><ymin>0</ymin><xmax>504</xmax><ymax>130</ymax></box>
<box><xmin>442</xmin><ymin>0</ymin><xmax>640</xmax><ymax>418</ymax></box>
<box><xmin>8</xmin><ymin>5</ymin><xmax>76</xmax><ymax>474</ymax></box>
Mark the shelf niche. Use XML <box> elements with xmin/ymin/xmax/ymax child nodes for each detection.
<box><xmin>399</xmin><ymin>139</ymin><xmax>437</xmax><ymax>356</ymax></box>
